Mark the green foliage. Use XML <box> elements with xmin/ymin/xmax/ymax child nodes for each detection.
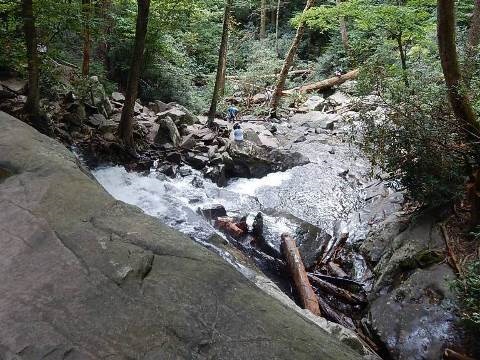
<box><xmin>354</xmin><ymin>57</ymin><xmax>470</xmax><ymax>205</ymax></box>
<box><xmin>452</xmin><ymin>259</ymin><xmax>480</xmax><ymax>331</ymax></box>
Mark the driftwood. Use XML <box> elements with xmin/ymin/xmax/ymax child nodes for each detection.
<box><xmin>309</xmin><ymin>272</ymin><xmax>364</xmax><ymax>288</ymax></box>
<box><xmin>281</xmin><ymin>233</ymin><xmax>321</xmax><ymax>316</ymax></box>
<box><xmin>321</xmin><ymin>232</ymin><xmax>349</xmax><ymax>265</ymax></box>
<box><xmin>444</xmin><ymin>349</ymin><xmax>475</xmax><ymax>360</ymax></box>
<box><xmin>215</xmin><ymin>217</ymin><xmax>245</xmax><ymax>238</ymax></box>
<box><xmin>283</xmin><ymin>69</ymin><xmax>359</xmax><ymax>95</ymax></box>
<box><xmin>308</xmin><ymin>274</ymin><xmax>367</xmax><ymax>305</ymax></box>
<box><xmin>327</xmin><ymin>262</ymin><xmax>348</xmax><ymax>278</ymax></box>
<box><xmin>226</xmin><ymin>69</ymin><xmax>311</xmax><ymax>80</ymax></box>
<box><xmin>316</xmin><ymin>295</ymin><xmax>355</xmax><ymax>329</ymax></box>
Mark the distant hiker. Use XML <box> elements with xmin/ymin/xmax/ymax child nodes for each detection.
<box><xmin>227</xmin><ymin>105</ymin><xmax>239</xmax><ymax>122</ymax></box>
<box><xmin>233</xmin><ymin>123</ymin><xmax>244</xmax><ymax>143</ymax></box>
<box><xmin>334</xmin><ymin>68</ymin><xmax>343</xmax><ymax>77</ymax></box>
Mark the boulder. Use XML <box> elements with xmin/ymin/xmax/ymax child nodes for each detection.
<box><xmin>302</xmin><ymin>95</ymin><xmax>326</xmax><ymax>111</ymax></box>
<box><xmin>227</xmin><ymin>141</ymin><xmax>309</xmax><ymax>178</ymax></box>
<box><xmin>368</xmin><ymin>264</ymin><xmax>457</xmax><ymax>360</ymax></box>
<box><xmin>179</xmin><ymin>133</ymin><xmax>196</xmax><ymax>149</ymax></box>
<box><xmin>185</xmin><ymin>152</ymin><xmax>209</xmax><ymax>170</ymax></box>
<box><xmin>0</xmin><ymin>78</ymin><xmax>27</xmax><ymax>94</ymax></box>
<box><xmin>111</xmin><ymin>92</ymin><xmax>125</xmax><ymax>102</ymax></box>
<box><xmin>150</xmin><ymin>100</ymin><xmax>170</xmax><ymax>114</ymax></box>
<box><xmin>157</xmin><ymin>105</ymin><xmax>198</xmax><ymax>126</ymax></box>
<box><xmin>291</xmin><ymin>111</ymin><xmax>341</xmax><ymax>130</ymax></box>
<box><xmin>87</xmin><ymin>113</ymin><xmax>107</xmax><ymax>127</ymax></box>
<box><xmin>326</xmin><ymin>91</ymin><xmax>351</xmax><ymax>106</ymax></box>
<box><xmin>252</xmin><ymin>93</ymin><xmax>267</xmax><ymax>103</ymax></box>
<box><xmin>166</xmin><ymin>151</ymin><xmax>182</xmax><ymax>164</ymax></box>
<box><xmin>191</xmin><ymin>176</ymin><xmax>204</xmax><ymax>188</ymax></box>
<box><xmin>199</xmin><ymin>204</ymin><xmax>227</xmax><ymax>220</ymax></box>
<box><xmin>204</xmin><ymin>164</ymin><xmax>227</xmax><ymax>187</ymax></box>
<box><xmin>154</xmin><ymin>116</ymin><xmax>181</xmax><ymax>146</ymax></box>
<box><xmin>0</xmin><ymin>84</ymin><xmax>15</xmax><ymax>100</ymax></box>
<box><xmin>0</xmin><ymin>111</ymin><xmax>373</xmax><ymax>360</ymax></box>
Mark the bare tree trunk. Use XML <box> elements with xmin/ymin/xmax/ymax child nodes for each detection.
<box><xmin>118</xmin><ymin>0</ymin><xmax>150</xmax><ymax>150</ymax></box>
<box><xmin>465</xmin><ymin>0</ymin><xmax>480</xmax><ymax>85</ymax></box>
<box><xmin>275</xmin><ymin>0</ymin><xmax>281</xmax><ymax>56</ymax></box>
<box><xmin>260</xmin><ymin>0</ymin><xmax>266</xmax><ymax>39</ymax></box>
<box><xmin>281</xmin><ymin>234</ymin><xmax>321</xmax><ymax>316</ymax></box>
<box><xmin>82</xmin><ymin>0</ymin><xmax>91</xmax><ymax>76</ymax></box>
<box><xmin>270</xmin><ymin>0</ymin><xmax>315</xmax><ymax>117</ymax></box>
<box><xmin>396</xmin><ymin>34</ymin><xmax>409</xmax><ymax>86</ymax></box>
<box><xmin>22</xmin><ymin>0</ymin><xmax>40</xmax><ymax>119</ymax></box>
<box><xmin>283</xmin><ymin>69</ymin><xmax>358</xmax><ymax>94</ymax></box>
<box><xmin>208</xmin><ymin>0</ymin><xmax>231</xmax><ymax>127</ymax></box>
<box><xmin>336</xmin><ymin>0</ymin><xmax>349</xmax><ymax>52</ymax></box>
<box><xmin>437</xmin><ymin>0</ymin><xmax>480</xmax><ymax>136</ymax></box>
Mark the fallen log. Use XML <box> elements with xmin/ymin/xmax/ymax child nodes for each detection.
<box><xmin>444</xmin><ymin>349</ymin><xmax>475</xmax><ymax>360</ymax></box>
<box><xmin>226</xmin><ymin>69</ymin><xmax>311</xmax><ymax>80</ymax></box>
<box><xmin>309</xmin><ymin>272</ymin><xmax>364</xmax><ymax>288</ymax></box>
<box><xmin>281</xmin><ymin>233</ymin><xmax>321</xmax><ymax>316</ymax></box>
<box><xmin>283</xmin><ymin>69</ymin><xmax>359</xmax><ymax>95</ymax></box>
<box><xmin>308</xmin><ymin>274</ymin><xmax>367</xmax><ymax>305</ymax></box>
<box><xmin>215</xmin><ymin>217</ymin><xmax>245</xmax><ymax>238</ymax></box>
<box><xmin>316</xmin><ymin>295</ymin><xmax>355</xmax><ymax>329</ymax></box>
<box><xmin>327</xmin><ymin>262</ymin><xmax>348</xmax><ymax>278</ymax></box>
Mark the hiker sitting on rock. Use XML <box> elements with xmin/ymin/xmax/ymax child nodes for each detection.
<box><xmin>233</xmin><ymin>123</ymin><xmax>244</xmax><ymax>143</ymax></box>
<box><xmin>227</xmin><ymin>105</ymin><xmax>239</xmax><ymax>122</ymax></box>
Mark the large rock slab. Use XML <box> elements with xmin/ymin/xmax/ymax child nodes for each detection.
<box><xmin>291</xmin><ymin>111</ymin><xmax>341</xmax><ymax>130</ymax></box>
<box><xmin>0</xmin><ymin>111</ymin><xmax>365</xmax><ymax>359</ymax></box>
<box><xmin>227</xmin><ymin>141</ymin><xmax>309</xmax><ymax>178</ymax></box>
<box><xmin>369</xmin><ymin>264</ymin><xmax>458</xmax><ymax>360</ymax></box>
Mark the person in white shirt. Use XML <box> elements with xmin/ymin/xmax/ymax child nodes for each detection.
<box><xmin>233</xmin><ymin>123</ymin><xmax>244</xmax><ymax>143</ymax></box>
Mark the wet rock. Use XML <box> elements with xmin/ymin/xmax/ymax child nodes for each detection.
<box><xmin>158</xmin><ymin>164</ymin><xmax>177</xmax><ymax>177</ymax></box>
<box><xmin>328</xmin><ymin>147</ymin><xmax>335</xmax><ymax>154</ymax></box>
<box><xmin>296</xmin><ymin>224</ymin><xmax>332</xmax><ymax>269</ymax></box>
<box><xmin>200</xmin><ymin>204</ymin><xmax>227</xmax><ymax>220</ymax></box>
<box><xmin>227</xmin><ymin>141</ymin><xmax>309</xmax><ymax>178</ymax></box>
<box><xmin>134</xmin><ymin>101</ymin><xmax>144</xmax><ymax>115</ymax></box>
<box><xmin>368</xmin><ymin>264</ymin><xmax>457</xmax><ymax>360</ymax></box>
<box><xmin>207</xmin><ymin>145</ymin><xmax>218</xmax><ymax>158</ymax></box>
<box><xmin>178</xmin><ymin>166</ymin><xmax>192</xmax><ymax>177</ymax></box>
<box><xmin>191</xmin><ymin>176</ymin><xmax>204</xmax><ymax>188</ymax></box>
<box><xmin>166</xmin><ymin>151</ymin><xmax>182</xmax><ymax>164</ymax></box>
<box><xmin>302</xmin><ymin>95</ymin><xmax>326</xmax><ymax>111</ymax></box>
<box><xmin>185</xmin><ymin>152</ymin><xmax>209</xmax><ymax>170</ymax></box>
<box><xmin>270</xmin><ymin>124</ymin><xmax>278</xmax><ymax>134</ymax></box>
<box><xmin>294</xmin><ymin>135</ymin><xmax>307</xmax><ymax>143</ymax></box>
<box><xmin>204</xmin><ymin>164</ymin><xmax>227</xmax><ymax>187</ymax></box>
<box><xmin>154</xmin><ymin>116</ymin><xmax>181</xmax><ymax>147</ymax></box>
<box><xmin>111</xmin><ymin>92</ymin><xmax>125</xmax><ymax>102</ymax></box>
<box><xmin>360</xmin><ymin>214</ymin><xmax>408</xmax><ymax>265</ymax></box>
<box><xmin>372</xmin><ymin>212</ymin><xmax>445</xmax><ymax>291</ymax></box>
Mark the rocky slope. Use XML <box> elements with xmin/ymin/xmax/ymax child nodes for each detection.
<box><xmin>0</xmin><ymin>111</ymin><xmax>369</xmax><ymax>359</ymax></box>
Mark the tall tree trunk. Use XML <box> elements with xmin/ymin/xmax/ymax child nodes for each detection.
<box><xmin>208</xmin><ymin>0</ymin><xmax>231</xmax><ymax>127</ymax></box>
<box><xmin>270</xmin><ymin>0</ymin><xmax>315</xmax><ymax>117</ymax></box>
<box><xmin>118</xmin><ymin>0</ymin><xmax>150</xmax><ymax>149</ymax></box>
<box><xmin>465</xmin><ymin>0</ymin><xmax>480</xmax><ymax>85</ymax></box>
<box><xmin>437</xmin><ymin>0</ymin><xmax>480</xmax><ymax>136</ymax></box>
<box><xmin>396</xmin><ymin>34</ymin><xmax>409</xmax><ymax>86</ymax></box>
<box><xmin>270</xmin><ymin>0</ymin><xmax>276</xmax><ymax>27</ymax></box>
<box><xmin>22</xmin><ymin>0</ymin><xmax>40</xmax><ymax>119</ymax></box>
<box><xmin>275</xmin><ymin>0</ymin><xmax>281</xmax><ymax>56</ymax></box>
<box><xmin>82</xmin><ymin>0</ymin><xmax>92</xmax><ymax>76</ymax></box>
<box><xmin>260</xmin><ymin>0</ymin><xmax>266</xmax><ymax>39</ymax></box>
<box><xmin>336</xmin><ymin>0</ymin><xmax>349</xmax><ymax>53</ymax></box>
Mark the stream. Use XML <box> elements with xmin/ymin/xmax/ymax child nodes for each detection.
<box><xmin>92</xmin><ymin>120</ymin><xmax>401</xmax><ymax>289</ymax></box>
